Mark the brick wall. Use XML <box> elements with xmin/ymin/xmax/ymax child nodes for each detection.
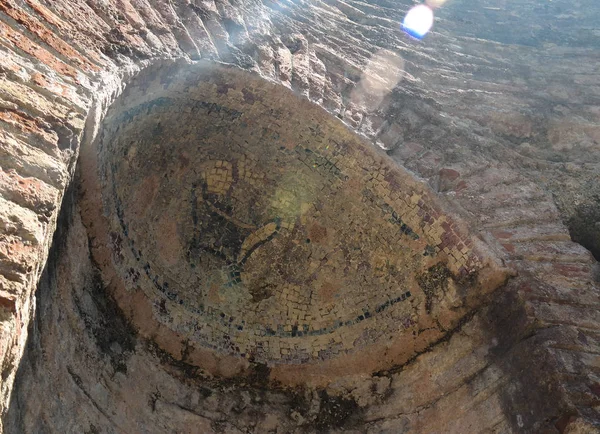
<box><xmin>1</xmin><ymin>0</ymin><xmax>600</xmax><ymax>432</ymax></box>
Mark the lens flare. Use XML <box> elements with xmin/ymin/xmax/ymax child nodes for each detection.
<box><xmin>350</xmin><ymin>49</ymin><xmax>405</xmax><ymax>112</ymax></box>
<box><xmin>402</xmin><ymin>4</ymin><xmax>434</xmax><ymax>39</ymax></box>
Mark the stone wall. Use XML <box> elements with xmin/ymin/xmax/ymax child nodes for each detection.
<box><xmin>1</xmin><ymin>0</ymin><xmax>599</xmax><ymax>432</ymax></box>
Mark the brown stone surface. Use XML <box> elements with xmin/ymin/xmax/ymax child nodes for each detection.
<box><xmin>0</xmin><ymin>0</ymin><xmax>599</xmax><ymax>432</ymax></box>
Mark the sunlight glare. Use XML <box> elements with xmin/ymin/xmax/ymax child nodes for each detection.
<box><xmin>402</xmin><ymin>4</ymin><xmax>434</xmax><ymax>39</ymax></box>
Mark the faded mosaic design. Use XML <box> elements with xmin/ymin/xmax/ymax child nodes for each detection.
<box><xmin>90</xmin><ymin>63</ymin><xmax>505</xmax><ymax>367</ymax></box>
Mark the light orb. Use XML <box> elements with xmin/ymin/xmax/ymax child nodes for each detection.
<box><xmin>402</xmin><ymin>4</ymin><xmax>434</xmax><ymax>39</ymax></box>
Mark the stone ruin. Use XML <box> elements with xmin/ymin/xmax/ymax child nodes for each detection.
<box><xmin>0</xmin><ymin>0</ymin><xmax>599</xmax><ymax>432</ymax></box>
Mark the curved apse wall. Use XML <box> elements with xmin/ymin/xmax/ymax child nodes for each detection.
<box><xmin>6</xmin><ymin>60</ymin><xmax>512</xmax><ymax>433</ymax></box>
<box><xmin>81</xmin><ymin>60</ymin><xmax>508</xmax><ymax>383</ymax></box>
<box><xmin>2</xmin><ymin>0</ymin><xmax>600</xmax><ymax>432</ymax></box>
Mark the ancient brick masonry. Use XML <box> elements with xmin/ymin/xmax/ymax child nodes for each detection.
<box><xmin>1</xmin><ymin>0</ymin><xmax>600</xmax><ymax>432</ymax></box>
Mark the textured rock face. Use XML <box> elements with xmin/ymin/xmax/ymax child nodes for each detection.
<box><xmin>0</xmin><ymin>0</ymin><xmax>599</xmax><ymax>432</ymax></box>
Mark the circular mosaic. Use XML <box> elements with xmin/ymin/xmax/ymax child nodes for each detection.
<box><xmin>94</xmin><ymin>62</ymin><xmax>495</xmax><ymax>366</ymax></box>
